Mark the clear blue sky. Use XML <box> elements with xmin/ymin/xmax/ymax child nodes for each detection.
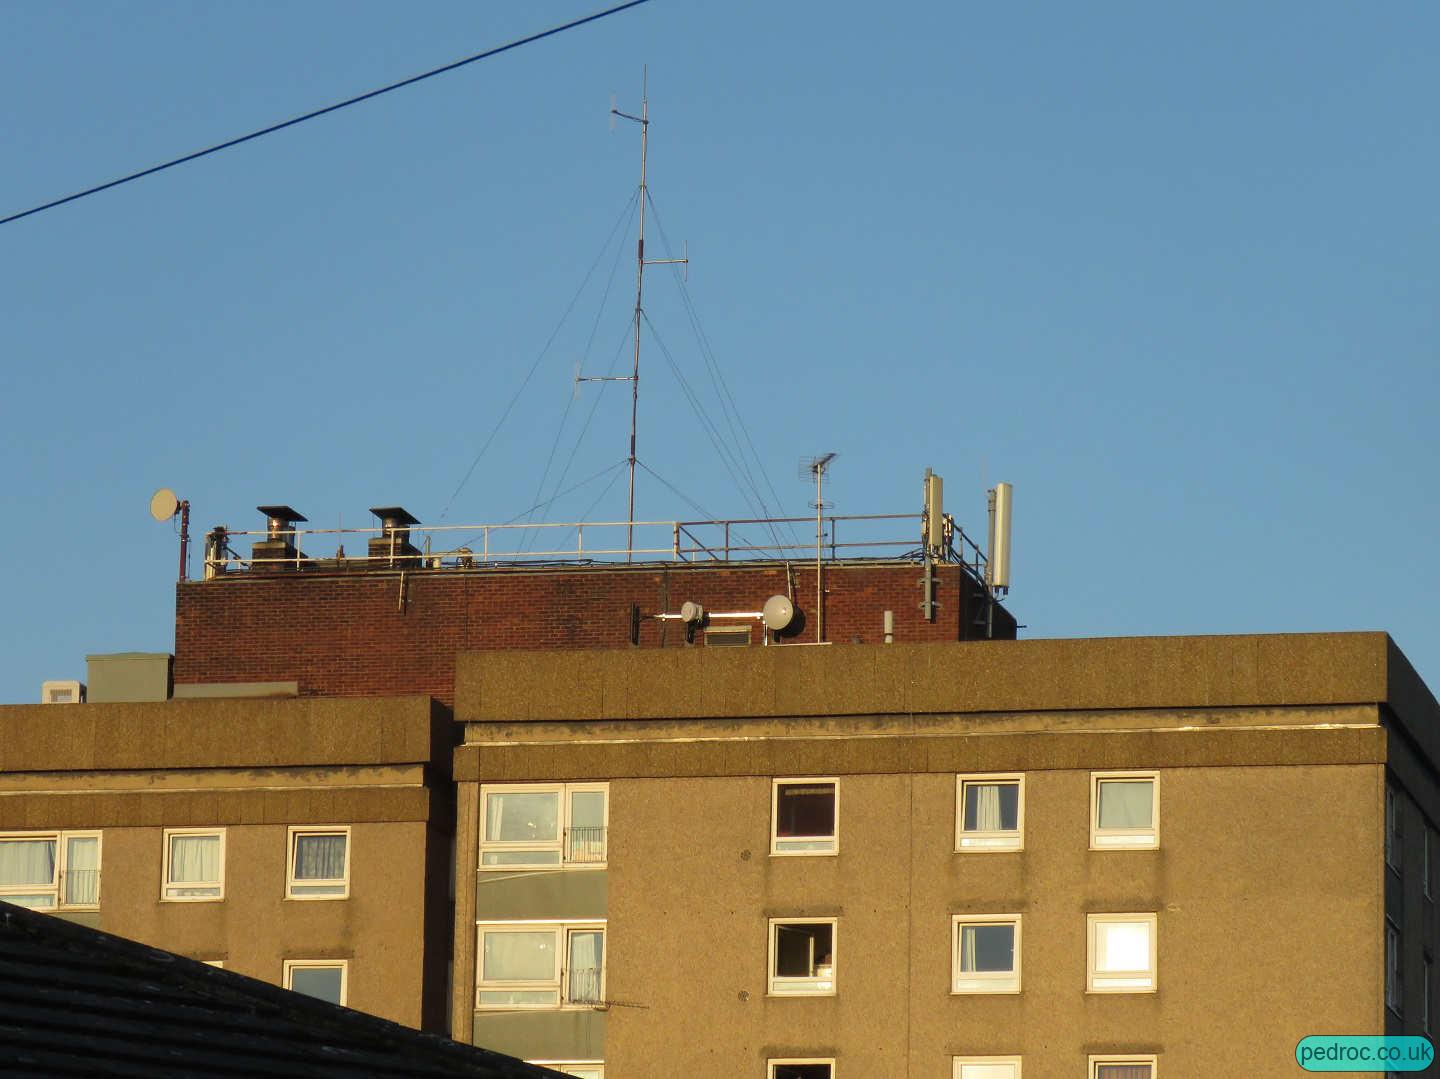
<box><xmin>3</xmin><ymin>2</ymin><xmax>1437</xmax><ymax>703</ymax></box>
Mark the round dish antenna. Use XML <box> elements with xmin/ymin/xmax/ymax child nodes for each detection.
<box><xmin>679</xmin><ymin>601</ymin><xmax>706</xmax><ymax>626</ymax></box>
<box><xmin>762</xmin><ymin>594</ymin><xmax>796</xmax><ymax>632</ymax></box>
<box><xmin>149</xmin><ymin>488</ymin><xmax>180</xmax><ymax>521</ymax></box>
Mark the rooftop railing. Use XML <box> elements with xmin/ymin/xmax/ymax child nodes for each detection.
<box><xmin>202</xmin><ymin>513</ymin><xmax>990</xmax><ymax>579</ymax></box>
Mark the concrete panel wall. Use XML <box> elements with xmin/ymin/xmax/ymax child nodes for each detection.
<box><xmin>93</xmin><ymin>820</ymin><xmax>433</xmax><ymax>1029</ymax></box>
<box><xmin>603</xmin><ymin>763</ymin><xmax>1381</xmax><ymax>1077</ymax></box>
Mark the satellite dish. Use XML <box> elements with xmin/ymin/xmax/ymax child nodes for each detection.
<box><xmin>149</xmin><ymin>488</ymin><xmax>180</xmax><ymax>522</ymax></box>
<box><xmin>762</xmin><ymin>594</ymin><xmax>795</xmax><ymax>632</ymax></box>
<box><xmin>679</xmin><ymin>601</ymin><xmax>705</xmax><ymax>625</ymax></box>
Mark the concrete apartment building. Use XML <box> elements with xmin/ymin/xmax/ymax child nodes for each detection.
<box><xmin>6</xmin><ymin>500</ymin><xmax>1439</xmax><ymax>1077</ymax></box>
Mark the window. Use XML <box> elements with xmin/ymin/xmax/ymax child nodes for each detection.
<box><xmin>956</xmin><ymin>774</ymin><xmax>1024</xmax><ymax>851</ymax></box>
<box><xmin>953</xmin><ymin>1058</ymin><xmax>1021</xmax><ymax>1079</ymax></box>
<box><xmin>704</xmin><ymin>626</ymin><xmax>751</xmax><ymax>646</ymax></box>
<box><xmin>162</xmin><ymin>829</ymin><xmax>224</xmax><ymax>901</ymax></box>
<box><xmin>530</xmin><ymin>1065</ymin><xmax>604</xmax><ymax>1079</ymax></box>
<box><xmin>769</xmin><ymin>1061</ymin><xmax>833</xmax><ymax>1079</ymax></box>
<box><xmin>1089</xmin><ymin>1057</ymin><xmax>1155</xmax><ymax>1079</ymax></box>
<box><xmin>1091</xmin><ymin>772</ymin><xmax>1158</xmax><ymax>849</ymax></box>
<box><xmin>772</xmin><ymin>779</ymin><xmax>838</xmax><ymax>855</ymax></box>
<box><xmin>287</xmin><ymin>827</ymin><xmax>349</xmax><ymax>899</ymax></box>
<box><xmin>283</xmin><ymin>959</ymin><xmax>347</xmax><ymax>1006</ymax></box>
<box><xmin>476</xmin><ymin>922</ymin><xmax>605</xmax><ymax>1009</ymax></box>
<box><xmin>1088</xmin><ymin>914</ymin><xmax>1157</xmax><ymax>993</ymax></box>
<box><xmin>1387</xmin><ymin>919</ymin><xmax>1403</xmax><ymax>1015</ymax></box>
<box><xmin>769</xmin><ymin>919</ymin><xmax>836</xmax><ymax>995</ymax></box>
<box><xmin>1387</xmin><ymin>786</ymin><xmax>1402</xmax><ymax>872</ymax></box>
<box><xmin>951</xmin><ymin>915</ymin><xmax>1021</xmax><ymax>993</ymax></box>
<box><xmin>0</xmin><ymin>831</ymin><xmax>100</xmax><ymax>909</ymax></box>
<box><xmin>480</xmin><ymin>783</ymin><xmax>608</xmax><ymax>869</ymax></box>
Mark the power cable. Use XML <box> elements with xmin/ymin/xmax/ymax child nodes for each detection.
<box><xmin>1</xmin><ymin>0</ymin><xmax>654</xmax><ymax>228</ymax></box>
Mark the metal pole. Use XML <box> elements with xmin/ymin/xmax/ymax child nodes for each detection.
<box><xmin>177</xmin><ymin>500</ymin><xmax>191</xmax><ymax>581</ymax></box>
<box><xmin>625</xmin><ymin>82</ymin><xmax>649</xmax><ymax>562</ymax></box>
<box><xmin>815</xmin><ymin>467</ymin><xmax>824</xmax><ymax>643</ymax></box>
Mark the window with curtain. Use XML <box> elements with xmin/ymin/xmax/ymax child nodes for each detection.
<box><xmin>953</xmin><ymin>916</ymin><xmax>1021</xmax><ymax>993</ymax></box>
<box><xmin>772</xmin><ymin>780</ymin><xmax>838</xmax><ymax>854</ymax></box>
<box><xmin>1093</xmin><ymin>1061</ymin><xmax>1153</xmax><ymax>1079</ymax></box>
<box><xmin>1092</xmin><ymin>773</ymin><xmax>1158</xmax><ymax>848</ymax></box>
<box><xmin>0</xmin><ymin>832</ymin><xmax>101</xmax><ymax>910</ymax></box>
<box><xmin>288</xmin><ymin>828</ymin><xmax>348</xmax><ymax>898</ymax></box>
<box><xmin>1088</xmin><ymin>914</ymin><xmax>1157</xmax><ymax>992</ymax></box>
<box><xmin>164</xmin><ymin>831</ymin><xmax>222</xmax><ymax>900</ymax></box>
<box><xmin>477</xmin><ymin>922</ymin><xmax>605</xmax><ymax>1009</ymax></box>
<box><xmin>63</xmin><ymin>835</ymin><xmax>100</xmax><ymax>906</ymax></box>
<box><xmin>566</xmin><ymin>929</ymin><xmax>605</xmax><ymax>1004</ymax></box>
<box><xmin>957</xmin><ymin>775</ymin><xmax>1023</xmax><ymax>850</ymax></box>
<box><xmin>0</xmin><ymin>836</ymin><xmax>58</xmax><ymax>908</ymax></box>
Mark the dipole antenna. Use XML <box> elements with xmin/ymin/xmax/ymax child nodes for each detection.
<box><xmin>578</xmin><ymin>68</ymin><xmax>687</xmax><ymax>560</ymax></box>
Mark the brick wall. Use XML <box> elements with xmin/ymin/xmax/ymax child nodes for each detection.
<box><xmin>174</xmin><ymin>561</ymin><xmax>1015</xmax><ymax>705</ymax></box>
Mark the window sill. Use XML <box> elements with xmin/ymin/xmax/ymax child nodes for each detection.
<box><xmin>160</xmin><ymin>896</ymin><xmax>224</xmax><ymax>904</ymax></box>
<box><xmin>950</xmin><ymin>986</ymin><xmax>1021</xmax><ymax>996</ymax></box>
<box><xmin>284</xmin><ymin>893</ymin><xmax>350</xmax><ymax>901</ymax></box>
<box><xmin>769</xmin><ymin>849</ymin><xmax>838</xmax><ymax>858</ymax></box>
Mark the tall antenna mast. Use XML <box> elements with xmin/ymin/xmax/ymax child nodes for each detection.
<box><xmin>582</xmin><ymin>68</ymin><xmax>687</xmax><ymax>560</ymax></box>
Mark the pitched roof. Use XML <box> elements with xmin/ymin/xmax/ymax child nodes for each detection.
<box><xmin>0</xmin><ymin>901</ymin><xmax>561</xmax><ymax>1078</ymax></box>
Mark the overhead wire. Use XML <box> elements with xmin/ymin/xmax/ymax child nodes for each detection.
<box><xmin>641</xmin><ymin>312</ymin><xmax>778</xmax><ymax>552</ymax></box>
<box><xmin>516</xmin><ymin>193</ymin><xmax>638</xmax><ymax>549</ymax></box>
<box><xmin>645</xmin><ymin>192</ymin><xmax>802</xmax><ymax>550</ymax></box>
<box><xmin>1</xmin><ymin>0</ymin><xmax>655</xmax><ymax>228</ymax></box>
<box><xmin>439</xmin><ymin>190</ymin><xmax>638</xmax><ymax>520</ymax></box>
<box><xmin>452</xmin><ymin>458</ymin><xmax>628</xmax><ymax>551</ymax></box>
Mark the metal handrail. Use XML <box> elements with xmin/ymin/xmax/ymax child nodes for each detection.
<box><xmin>201</xmin><ymin>512</ymin><xmax>990</xmax><ymax>575</ymax></box>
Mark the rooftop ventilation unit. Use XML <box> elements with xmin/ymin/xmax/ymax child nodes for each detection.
<box><xmin>368</xmin><ymin>506</ymin><xmax>423</xmax><ymax>567</ymax></box>
<box><xmin>41</xmin><ymin>680</ymin><xmax>85</xmax><ymax>705</ymax></box>
<box><xmin>251</xmin><ymin>505</ymin><xmax>307</xmax><ymax>572</ymax></box>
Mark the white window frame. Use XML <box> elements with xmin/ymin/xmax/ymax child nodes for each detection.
<box><xmin>1387</xmin><ymin>917</ymin><xmax>1403</xmax><ymax>1016</ymax></box>
<box><xmin>475</xmin><ymin>921</ymin><xmax>606</xmax><ymax>1010</ymax></box>
<box><xmin>283</xmin><ymin>958</ymin><xmax>348</xmax><ymax>1006</ymax></box>
<box><xmin>479</xmin><ymin>783</ymin><xmax>609</xmax><ymax>870</ymax></box>
<box><xmin>768</xmin><ymin>1060</ymin><xmax>835</xmax><ymax>1079</ymax></box>
<box><xmin>1090</xmin><ymin>771</ymin><xmax>1159</xmax><ymax>849</ymax></box>
<box><xmin>1089</xmin><ymin>1056</ymin><xmax>1156</xmax><ymax>1079</ymax></box>
<box><xmin>951</xmin><ymin>914</ymin><xmax>1022</xmax><ymax>994</ymax></box>
<box><xmin>768</xmin><ymin>918</ymin><xmax>837</xmax><ymax>996</ymax></box>
<box><xmin>1087</xmin><ymin>913</ymin><xmax>1158</xmax><ymax>993</ymax></box>
<box><xmin>529</xmin><ymin>1065</ymin><xmax>604</xmax><ymax>1079</ymax></box>
<box><xmin>955</xmin><ymin>774</ymin><xmax>1025</xmax><ymax>852</ymax></box>
<box><xmin>953</xmin><ymin>1056</ymin><xmax>1022</xmax><ymax>1078</ymax></box>
<box><xmin>0</xmin><ymin>830</ymin><xmax>102</xmax><ymax>910</ymax></box>
<box><xmin>161</xmin><ymin>828</ymin><xmax>225</xmax><ymax>902</ymax></box>
<box><xmin>286</xmin><ymin>825</ymin><xmax>350</xmax><ymax>900</ymax></box>
<box><xmin>771</xmin><ymin>778</ymin><xmax>839</xmax><ymax>856</ymax></box>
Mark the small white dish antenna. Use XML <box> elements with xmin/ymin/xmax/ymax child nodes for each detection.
<box><xmin>149</xmin><ymin>488</ymin><xmax>180</xmax><ymax>522</ymax></box>
<box><xmin>761</xmin><ymin>595</ymin><xmax>795</xmax><ymax>632</ymax></box>
<box><xmin>679</xmin><ymin>601</ymin><xmax>705</xmax><ymax>625</ymax></box>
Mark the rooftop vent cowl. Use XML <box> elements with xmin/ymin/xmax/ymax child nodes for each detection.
<box><xmin>251</xmin><ymin>505</ymin><xmax>307</xmax><ymax>573</ymax></box>
<box><xmin>368</xmin><ymin>506</ymin><xmax>423</xmax><ymax>568</ymax></box>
